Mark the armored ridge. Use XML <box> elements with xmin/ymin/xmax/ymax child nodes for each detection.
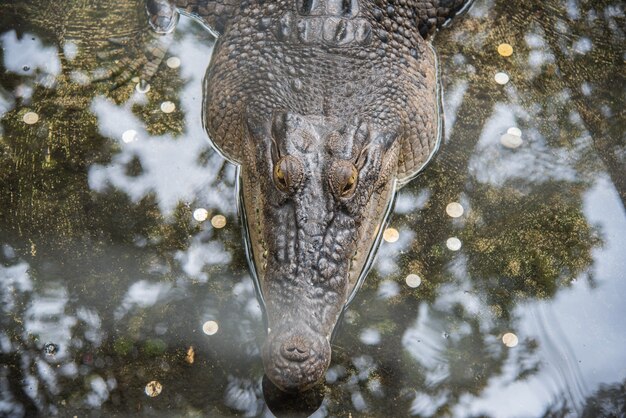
<box><xmin>148</xmin><ymin>0</ymin><xmax>473</xmax><ymax>392</ymax></box>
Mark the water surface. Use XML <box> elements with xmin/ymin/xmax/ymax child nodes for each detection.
<box><xmin>0</xmin><ymin>0</ymin><xmax>625</xmax><ymax>416</ymax></box>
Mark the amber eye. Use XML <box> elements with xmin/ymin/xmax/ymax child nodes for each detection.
<box><xmin>329</xmin><ymin>160</ymin><xmax>359</xmax><ymax>198</ymax></box>
<box><xmin>273</xmin><ymin>155</ymin><xmax>303</xmax><ymax>193</ymax></box>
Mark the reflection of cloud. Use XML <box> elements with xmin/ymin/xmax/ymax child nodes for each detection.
<box><xmin>375</xmin><ymin>229</ymin><xmax>415</xmax><ymax>276</ymax></box>
<box><xmin>24</xmin><ymin>285</ymin><xmax>76</xmax><ymax>359</ymax></box>
<box><xmin>87</xmin><ymin>28</ymin><xmax>236</xmax><ymax>216</ymax></box>
<box><xmin>0</xmin><ymin>261</ymin><xmax>33</xmax><ymax>312</ymax></box>
<box><xmin>36</xmin><ymin>359</ymin><xmax>59</xmax><ymax>396</ymax></box>
<box><xmin>377</xmin><ymin>280</ymin><xmax>399</xmax><ymax>299</ymax></box>
<box><xmin>359</xmin><ymin>328</ymin><xmax>381</xmax><ymax>345</ymax></box>
<box><xmin>351</xmin><ymin>390</ymin><xmax>367</xmax><ymax>411</ymax></box>
<box><xmin>394</xmin><ymin>189</ymin><xmax>430</xmax><ymax>214</ymax></box>
<box><xmin>76</xmin><ymin>307</ymin><xmax>103</xmax><ymax>346</ymax></box>
<box><xmin>411</xmin><ymin>391</ymin><xmax>449</xmax><ymax>417</ymax></box>
<box><xmin>402</xmin><ymin>304</ymin><xmax>448</xmax><ymax>372</ymax></box>
<box><xmin>85</xmin><ymin>375</ymin><xmax>110</xmax><ymax>408</ymax></box>
<box><xmin>470</xmin><ymin>103</ymin><xmax>579</xmax><ymax>186</ymax></box>
<box><xmin>175</xmin><ymin>237</ymin><xmax>231</xmax><ymax>282</ymax></box>
<box><xmin>0</xmin><ymin>87</ymin><xmax>15</xmax><ymax>118</ymax></box>
<box><xmin>0</xmin><ymin>31</ymin><xmax>61</xmax><ymax>76</ymax></box>
<box><xmin>223</xmin><ymin>376</ymin><xmax>262</xmax><ymax>417</ymax></box>
<box><xmin>88</xmin><ymin>96</ymin><xmax>227</xmax><ymax>215</ymax></box>
<box><xmin>114</xmin><ymin>280</ymin><xmax>172</xmax><ymax>320</ymax></box>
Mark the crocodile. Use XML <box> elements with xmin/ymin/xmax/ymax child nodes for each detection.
<box><xmin>146</xmin><ymin>0</ymin><xmax>473</xmax><ymax>392</ymax></box>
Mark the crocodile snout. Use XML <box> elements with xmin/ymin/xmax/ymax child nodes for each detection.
<box><xmin>263</xmin><ymin>325</ymin><xmax>331</xmax><ymax>393</ymax></box>
<box><xmin>280</xmin><ymin>335</ymin><xmax>311</xmax><ymax>362</ymax></box>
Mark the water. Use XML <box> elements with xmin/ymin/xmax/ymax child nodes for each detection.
<box><xmin>0</xmin><ymin>0</ymin><xmax>624</xmax><ymax>416</ymax></box>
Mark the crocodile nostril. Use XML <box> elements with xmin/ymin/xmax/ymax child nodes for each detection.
<box><xmin>280</xmin><ymin>336</ymin><xmax>311</xmax><ymax>362</ymax></box>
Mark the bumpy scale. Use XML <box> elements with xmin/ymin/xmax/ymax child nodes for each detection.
<box><xmin>147</xmin><ymin>0</ymin><xmax>473</xmax><ymax>392</ymax></box>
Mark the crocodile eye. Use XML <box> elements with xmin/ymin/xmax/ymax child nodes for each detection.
<box><xmin>273</xmin><ymin>155</ymin><xmax>303</xmax><ymax>193</ymax></box>
<box><xmin>329</xmin><ymin>160</ymin><xmax>359</xmax><ymax>198</ymax></box>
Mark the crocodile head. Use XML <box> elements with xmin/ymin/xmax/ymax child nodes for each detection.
<box><xmin>238</xmin><ymin>111</ymin><xmax>399</xmax><ymax>392</ymax></box>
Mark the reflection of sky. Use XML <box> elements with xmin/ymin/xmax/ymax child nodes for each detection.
<box><xmin>470</xmin><ymin>102</ymin><xmax>581</xmax><ymax>186</ymax></box>
<box><xmin>451</xmin><ymin>177</ymin><xmax>626</xmax><ymax>417</ymax></box>
<box><xmin>88</xmin><ymin>20</ymin><xmax>235</xmax><ymax>217</ymax></box>
<box><xmin>0</xmin><ymin>30</ymin><xmax>61</xmax><ymax>76</ymax></box>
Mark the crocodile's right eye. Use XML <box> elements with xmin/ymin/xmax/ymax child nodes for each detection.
<box><xmin>273</xmin><ymin>156</ymin><xmax>304</xmax><ymax>193</ymax></box>
<box><xmin>329</xmin><ymin>160</ymin><xmax>359</xmax><ymax>199</ymax></box>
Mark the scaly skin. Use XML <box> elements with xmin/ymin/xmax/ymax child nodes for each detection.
<box><xmin>148</xmin><ymin>0</ymin><xmax>472</xmax><ymax>392</ymax></box>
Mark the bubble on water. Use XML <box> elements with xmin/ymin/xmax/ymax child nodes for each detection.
<box><xmin>145</xmin><ymin>380</ymin><xmax>162</xmax><ymax>397</ymax></box>
<box><xmin>446</xmin><ymin>202</ymin><xmax>464</xmax><ymax>218</ymax></box>
<box><xmin>383</xmin><ymin>228</ymin><xmax>399</xmax><ymax>243</ymax></box>
<box><xmin>502</xmin><ymin>332</ymin><xmax>519</xmax><ymax>348</ymax></box>
<box><xmin>43</xmin><ymin>342</ymin><xmax>58</xmax><ymax>356</ymax></box>
<box><xmin>202</xmin><ymin>321</ymin><xmax>219</xmax><ymax>335</ymax></box>
<box><xmin>494</xmin><ymin>72</ymin><xmax>510</xmax><ymax>85</ymax></box>
<box><xmin>193</xmin><ymin>208</ymin><xmax>208</xmax><ymax>222</ymax></box>
<box><xmin>160</xmin><ymin>101</ymin><xmax>176</xmax><ymax>113</ymax></box>
<box><xmin>23</xmin><ymin>112</ymin><xmax>39</xmax><ymax>124</ymax></box>
<box><xmin>405</xmin><ymin>274</ymin><xmax>422</xmax><ymax>288</ymax></box>
<box><xmin>211</xmin><ymin>214</ymin><xmax>227</xmax><ymax>229</ymax></box>
<box><xmin>446</xmin><ymin>237</ymin><xmax>462</xmax><ymax>251</ymax></box>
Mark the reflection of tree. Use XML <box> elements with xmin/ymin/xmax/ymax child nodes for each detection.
<box><xmin>580</xmin><ymin>380</ymin><xmax>626</xmax><ymax>418</ymax></box>
<box><xmin>462</xmin><ymin>179</ymin><xmax>602</xmax><ymax>316</ymax></box>
<box><xmin>0</xmin><ymin>0</ymin><xmax>261</xmax><ymax>416</ymax></box>
<box><xmin>539</xmin><ymin>379</ymin><xmax>626</xmax><ymax>418</ymax></box>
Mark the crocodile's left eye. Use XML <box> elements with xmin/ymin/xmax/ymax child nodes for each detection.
<box><xmin>329</xmin><ymin>160</ymin><xmax>359</xmax><ymax>198</ymax></box>
<box><xmin>273</xmin><ymin>155</ymin><xmax>304</xmax><ymax>193</ymax></box>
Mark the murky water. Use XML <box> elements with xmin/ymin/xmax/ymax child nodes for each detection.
<box><xmin>1</xmin><ymin>0</ymin><xmax>625</xmax><ymax>417</ymax></box>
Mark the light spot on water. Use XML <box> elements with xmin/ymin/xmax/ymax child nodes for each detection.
<box><xmin>122</xmin><ymin>129</ymin><xmax>138</xmax><ymax>143</ymax></box>
<box><xmin>160</xmin><ymin>101</ymin><xmax>176</xmax><ymax>113</ymax></box>
<box><xmin>23</xmin><ymin>111</ymin><xmax>39</xmax><ymax>124</ymax></box>
<box><xmin>494</xmin><ymin>72</ymin><xmax>510</xmax><ymax>85</ymax></box>
<box><xmin>502</xmin><ymin>332</ymin><xmax>519</xmax><ymax>348</ymax></box>
<box><xmin>405</xmin><ymin>274</ymin><xmax>422</xmax><ymax>288</ymax></box>
<box><xmin>193</xmin><ymin>208</ymin><xmax>208</xmax><ymax>222</ymax></box>
<box><xmin>185</xmin><ymin>346</ymin><xmax>195</xmax><ymax>364</ymax></box>
<box><xmin>497</xmin><ymin>43</ymin><xmax>513</xmax><ymax>57</ymax></box>
<box><xmin>507</xmin><ymin>127</ymin><xmax>522</xmax><ymax>137</ymax></box>
<box><xmin>500</xmin><ymin>133</ymin><xmax>523</xmax><ymax>149</ymax></box>
<box><xmin>383</xmin><ymin>228</ymin><xmax>399</xmax><ymax>243</ymax></box>
<box><xmin>211</xmin><ymin>214</ymin><xmax>227</xmax><ymax>229</ymax></box>
<box><xmin>166</xmin><ymin>56</ymin><xmax>181</xmax><ymax>69</ymax></box>
<box><xmin>446</xmin><ymin>237</ymin><xmax>462</xmax><ymax>251</ymax></box>
<box><xmin>202</xmin><ymin>320</ymin><xmax>219</xmax><ymax>335</ymax></box>
<box><xmin>446</xmin><ymin>202</ymin><xmax>464</xmax><ymax>218</ymax></box>
<box><xmin>136</xmin><ymin>82</ymin><xmax>150</xmax><ymax>93</ymax></box>
<box><xmin>144</xmin><ymin>380</ymin><xmax>162</xmax><ymax>397</ymax></box>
